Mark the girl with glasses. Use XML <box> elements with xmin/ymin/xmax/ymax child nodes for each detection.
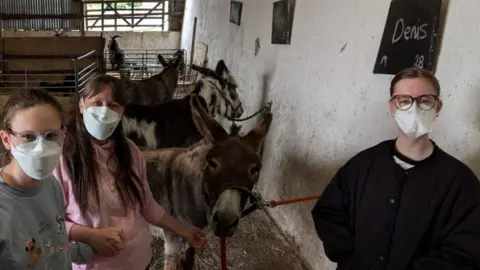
<box><xmin>0</xmin><ymin>88</ymin><xmax>92</xmax><ymax>269</ymax></box>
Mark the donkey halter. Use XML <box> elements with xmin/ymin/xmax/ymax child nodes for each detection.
<box><xmin>204</xmin><ymin>80</ymin><xmax>242</xmax><ymax>116</ymax></box>
<box><xmin>202</xmin><ymin>181</ymin><xmax>263</xmax><ymax>219</ymax></box>
<box><xmin>203</xmin><ymin>79</ymin><xmax>273</xmax><ymax>122</ymax></box>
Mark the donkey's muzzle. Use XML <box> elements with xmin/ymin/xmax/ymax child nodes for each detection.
<box><xmin>212</xmin><ymin>211</ymin><xmax>240</xmax><ymax>237</ymax></box>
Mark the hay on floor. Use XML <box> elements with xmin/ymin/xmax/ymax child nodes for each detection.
<box><xmin>150</xmin><ymin>209</ymin><xmax>308</xmax><ymax>270</ymax></box>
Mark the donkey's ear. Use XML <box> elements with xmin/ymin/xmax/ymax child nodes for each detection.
<box><xmin>191</xmin><ymin>65</ymin><xmax>218</xmax><ymax>79</ymax></box>
<box><xmin>215</xmin><ymin>60</ymin><xmax>230</xmax><ymax>81</ymax></box>
<box><xmin>174</xmin><ymin>52</ymin><xmax>184</xmax><ymax>67</ymax></box>
<box><xmin>158</xmin><ymin>54</ymin><xmax>168</xmax><ymax>66</ymax></box>
<box><xmin>174</xmin><ymin>50</ymin><xmax>183</xmax><ymax>56</ymax></box>
<box><xmin>190</xmin><ymin>95</ymin><xmax>228</xmax><ymax>142</ymax></box>
<box><xmin>242</xmin><ymin>113</ymin><xmax>273</xmax><ymax>152</ymax></box>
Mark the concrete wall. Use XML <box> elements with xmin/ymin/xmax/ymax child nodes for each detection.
<box><xmin>181</xmin><ymin>0</ymin><xmax>479</xmax><ymax>269</ymax></box>
<box><xmin>2</xmin><ymin>30</ymin><xmax>181</xmax><ymax>51</ymax></box>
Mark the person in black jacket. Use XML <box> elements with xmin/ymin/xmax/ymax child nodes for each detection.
<box><xmin>311</xmin><ymin>67</ymin><xmax>480</xmax><ymax>270</ymax></box>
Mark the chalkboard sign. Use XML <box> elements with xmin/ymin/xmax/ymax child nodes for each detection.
<box><xmin>373</xmin><ymin>0</ymin><xmax>441</xmax><ymax>75</ymax></box>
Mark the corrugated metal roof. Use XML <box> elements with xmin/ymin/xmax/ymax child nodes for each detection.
<box><xmin>0</xmin><ymin>0</ymin><xmax>83</xmax><ymax>30</ymax></box>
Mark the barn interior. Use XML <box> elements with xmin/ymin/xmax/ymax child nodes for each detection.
<box><xmin>0</xmin><ymin>0</ymin><xmax>475</xmax><ymax>270</ymax></box>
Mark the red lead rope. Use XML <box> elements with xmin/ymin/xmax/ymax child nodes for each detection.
<box><xmin>267</xmin><ymin>193</ymin><xmax>321</xmax><ymax>207</ymax></box>
<box><xmin>220</xmin><ymin>237</ymin><xmax>227</xmax><ymax>270</ymax></box>
<box><xmin>219</xmin><ymin>193</ymin><xmax>322</xmax><ymax>270</ymax></box>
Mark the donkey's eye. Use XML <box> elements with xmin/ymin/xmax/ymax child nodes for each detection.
<box><xmin>250</xmin><ymin>166</ymin><xmax>261</xmax><ymax>177</ymax></box>
<box><xmin>207</xmin><ymin>159</ymin><xmax>219</xmax><ymax>170</ymax></box>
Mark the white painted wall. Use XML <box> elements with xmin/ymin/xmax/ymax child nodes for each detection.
<box><xmin>3</xmin><ymin>30</ymin><xmax>181</xmax><ymax>51</ymax></box>
<box><xmin>181</xmin><ymin>0</ymin><xmax>480</xmax><ymax>269</ymax></box>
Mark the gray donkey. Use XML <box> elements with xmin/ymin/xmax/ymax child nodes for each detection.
<box><xmin>120</xmin><ymin>50</ymin><xmax>184</xmax><ymax>105</ymax></box>
<box><xmin>143</xmin><ymin>95</ymin><xmax>273</xmax><ymax>270</ymax></box>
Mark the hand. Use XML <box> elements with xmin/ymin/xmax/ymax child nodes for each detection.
<box><xmin>185</xmin><ymin>226</ymin><xmax>208</xmax><ymax>249</ymax></box>
<box><xmin>87</xmin><ymin>227</ymin><xmax>124</xmax><ymax>257</ymax></box>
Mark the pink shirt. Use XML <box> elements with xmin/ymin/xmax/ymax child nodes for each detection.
<box><xmin>53</xmin><ymin>139</ymin><xmax>166</xmax><ymax>270</ymax></box>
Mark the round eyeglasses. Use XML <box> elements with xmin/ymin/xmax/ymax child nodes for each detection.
<box><xmin>390</xmin><ymin>94</ymin><xmax>439</xmax><ymax>111</ymax></box>
<box><xmin>8</xmin><ymin>128</ymin><xmax>66</xmax><ymax>146</ymax></box>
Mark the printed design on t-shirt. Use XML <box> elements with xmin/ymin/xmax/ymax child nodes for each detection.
<box><xmin>43</xmin><ymin>236</ymin><xmax>56</xmax><ymax>259</ymax></box>
<box><xmin>25</xmin><ymin>238</ymin><xmax>42</xmax><ymax>268</ymax></box>
<box><xmin>55</xmin><ymin>215</ymin><xmax>66</xmax><ymax>236</ymax></box>
<box><xmin>39</xmin><ymin>219</ymin><xmax>69</xmax><ymax>262</ymax></box>
<box><xmin>55</xmin><ymin>243</ymin><xmax>69</xmax><ymax>253</ymax></box>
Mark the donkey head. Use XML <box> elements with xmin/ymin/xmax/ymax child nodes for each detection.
<box><xmin>190</xmin><ymin>95</ymin><xmax>272</xmax><ymax>237</ymax></box>
<box><xmin>156</xmin><ymin>51</ymin><xmax>183</xmax><ymax>84</ymax></box>
<box><xmin>191</xmin><ymin>60</ymin><xmax>244</xmax><ymax>119</ymax></box>
<box><xmin>157</xmin><ymin>50</ymin><xmax>184</xmax><ymax>71</ymax></box>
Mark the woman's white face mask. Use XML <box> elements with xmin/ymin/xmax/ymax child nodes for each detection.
<box><xmin>394</xmin><ymin>102</ymin><xmax>437</xmax><ymax>138</ymax></box>
<box><xmin>82</xmin><ymin>99</ymin><xmax>121</xmax><ymax>141</ymax></box>
<box><xmin>10</xmin><ymin>137</ymin><xmax>62</xmax><ymax>180</ymax></box>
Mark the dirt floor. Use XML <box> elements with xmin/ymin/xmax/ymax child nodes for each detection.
<box><xmin>149</xmin><ymin>209</ymin><xmax>308</xmax><ymax>270</ymax></box>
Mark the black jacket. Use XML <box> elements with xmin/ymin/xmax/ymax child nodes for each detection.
<box><xmin>311</xmin><ymin>140</ymin><xmax>480</xmax><ymax>270</ymax></box>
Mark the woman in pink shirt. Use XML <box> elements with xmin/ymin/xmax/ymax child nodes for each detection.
<box><xmin>53</xmin><ymin>74</ymin><xmax>207</xmax><ymax>270</ymax></box>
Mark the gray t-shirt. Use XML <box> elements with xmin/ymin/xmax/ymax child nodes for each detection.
<box><xmin>0</xmin><ymin>170</ymin><xmax>92</xmax><ymax>270</ymax></box>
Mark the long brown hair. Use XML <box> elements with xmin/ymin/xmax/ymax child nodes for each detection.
<box><xmin>62</xmin><ymin>74</ymin><xmax>143</xmax><ymax>214</ymax></box>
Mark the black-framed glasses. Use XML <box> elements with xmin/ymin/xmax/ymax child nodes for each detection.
<box><xmin>390</xmin><ymin>94</ymin><xmax>439</xmax><ymax>111</ymax></box>
<box><xmin>8</xmin><ymin>128</ymin><xmax>65</xmax><ymax>146</ymax></box>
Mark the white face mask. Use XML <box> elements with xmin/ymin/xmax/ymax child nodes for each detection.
<box><xmin>82</xmin><ymin>100</ymin><xmax>121</xmax><ymax>141</ymax></box>
<box><xmin>10</xmin><ymin>138</ymin><xmax>62</xmax><ymax>180</ymax></box>
<box><xmin>394</xmin><ymin>102</ymin><xmax>437</xmax><ymax>138</ymax></box>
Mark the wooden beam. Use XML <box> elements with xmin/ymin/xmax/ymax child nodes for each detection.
<box><xmin>89</xmin><ymin>3</ymin><xmax>107</xmax><ymax>28</ymax></box>
<box><xmin>87</xmin><ymin>24</ymin><xmax>163</xmax><ymax>28</ymax></box>
<box><xmin>131</xmin><ymin>0</ymin><xmax>134</xmax><ymax>28</ymax></box>
<box><xmin>134</xmin><ymin>2</ymin><xmax>162</xmax><ymax>26</ymax></box>
<box><xmin>85</xmin><ymin>13</ymin><xmax>174</xmax><ymax>19</ymax></box>
<box><xmin>84</xmin><ymin>0</ymin><xmax>162</xmax><ymax>3</ymax></box>
<box><xmin>101</xmin><ymin>0</ymin><xmax>104</xmax><ymax>31</ymax></box>
<box><xmin>114</xmin><ymin>2</ymin><xmax>118</xmax><ymax>30</ymax></box>
<box><xmin>85</xmin><ymin>8</ymin><xmax>168</xmax><ymax>12</ymax></box>
<box><xmin>105</xmin><ymin>2</ymin><xmax>132</xmax><ymax>26</ymax></box>
<box><xmin>80</xmin><ymin>1</ymin><xmax>86</xmax><ymax>35</ymax></box>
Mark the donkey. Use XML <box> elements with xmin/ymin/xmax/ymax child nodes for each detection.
<box><xmin>143</xmin><ymin>95</ymin><xmax>273</xmax><ymax>270</ymax></box>
<box><xmin>122</xmin><ymin>60</ymin><xmax>245</xmax><ymax>148</ymax></box>
<box><xmin>191</xmin><ymin>60</ymin><xmax>244</xmax><ymax>120</ymax></box>
<box><xmin>120</xmin><ymin>50</ymin><xmax>183</xmax><ymax>105</ymax></box>
<box><xmin>108</xmin><ymin>35</ymin><xmax>125</xmax><ymax>71</ymax></box>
